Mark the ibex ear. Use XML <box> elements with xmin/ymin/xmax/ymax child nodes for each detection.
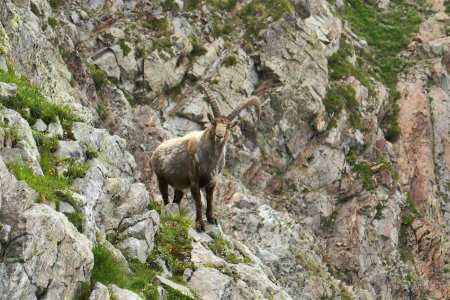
<box><xmin>207</xmin><ymin>112</ymin><xmax>214</xmax><ymax>124</ymax></box>
<box><xmin>230</xmin><ymin>120</ymin><xmax>239</xmax><ymax>128</ymax></box>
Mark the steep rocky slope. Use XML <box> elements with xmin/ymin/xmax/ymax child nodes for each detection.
<box><xmin>0</xmin><ymin>0</ymin><xmax>449</xmax><ymax>299</ymax></box>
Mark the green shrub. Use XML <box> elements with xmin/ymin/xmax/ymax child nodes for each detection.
<box><xmin>207</xmin><ymin>238</ymin><xmax>251</xmax><ymax>264</ymax></box>
<box><xmin>85</xmin><ymin>63</ymin><xmax>108</xmax><ymax>93</ymax></box>
<box><xmin>189</xmin><ymin>38</ymin><xmax>207</xmax><ymax>61</ymax></box>
<box><xmin>142</xmin><ymin>17</ymin><xmax>169</xmax><ymax>34</ymax></box>
<box><xmin>352</xmin><ymin>162</ymin><xmax>375</xmax><ymax>191</ymax></box>
<box><xmin>64</xmin><ymin>162</ymin><xmax>89</xmax><ymax>180</ymax></box>
<box><xmin>221</xmin><ymin>55</ymin><xmax>238</xmax><ymax>67</ymax></box>
<box><xmin>119</xmin><ymin>39</ymin><xmax>131</xmax><ymax>57</ymax></box>
<box><xmin>48</xmin><ymin>17</ymin><xmax>59</xmax><ymax>28</ymax></box>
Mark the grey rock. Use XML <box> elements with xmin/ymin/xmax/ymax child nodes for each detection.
<box><xmin>0</xmin><ymin>109</ymin><xmax>40</xmax><ymax>175</ymax></box>
<box><xmin>115</xmin><ymin>210</ymin><xmax>159</xmax><ymax>262</ymax></box>
<box><xmin>59</xmin><ymin>201</ymin><xmax>76</xmax><ymax>214</ymax></box>
<box><xmin>188</xmin><ymin>267</ymin><xmax>233</xmax><ymax>299</ymax></box>
<box><xmin>191</xmin><ymin>241</ymin><xmax>226</xmax><ymax>268</ymax></box>
<box><xmin>0</xmin><ymin>57</ymin><xmax>7</xmax><ymax>72</ymax></box>
<box><xmin>156</xmin><ymin>276</ymin><xmax>195</xmax><ymax>299</ymax></box>
<box><xmin>0</xmin><ymin>82</ymin><xmax>17</xmax><ymax>98</ymax></box>
<box><xmin>143</xmin><ymin>51</ymin><xmax>187</xmax><ymax>94</ymax></box>
<box><xmin>55</xmin><ymin>140</ymin><xmax>86</xmax><ymax>162</ymax></box>
<box><xmin>32</xmin><ymin>119</ymin><xmax>47</xmax><ymax>132</ymax></box>
<box><xmin>89</xmin><ymin>282</ymin><xmax>110</xmax><ymax>300</ymax></box>
<box><xmin>108</xmin><ymin>284</ymin><xmax>143</xmax><ymax>300</ymax></box>
<box><xmin>0</xmin><ymin>148</ymin><xmax>22</xmax><ymax>165</ymax></box>
<box><xmin>0</xmin><ymin>204</ymin><xmax>93</xmax><ymax>299</ymax></box>
<box><xmin>47</xmin><ymin>117</ymin><xmax>64</xmax><ymax>138</ymax></box>
<box><xmin>0</xmin><ymin>224</ymin><xmax>11</xmax><ymax>244</ymax></box>
<box><xmin>92</xmin><ymin>49</ymin><xmax>121</xmax><ymax>81</ymax></box>
<box><xmin>0</xmin><ymin>156</ymin><xmax>37</xmax><ymax>225</ymax></box>
<box><xmin>161</xmin><ymin>203</ymin><xmax>180</xmax><ymax>217</ymax></box>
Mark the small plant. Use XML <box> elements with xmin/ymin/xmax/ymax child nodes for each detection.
<box><xmin>189</xmin><ymin>38</ymin><xmax>207</xmax><ymax>61</ymax></box>
<box><xmin>85</xmin><ymin>63</ymin><xmax>109</xmax><ymax>93</ymax></box>
<box><xmin>85</xmin><ymin>146</ymin><xmax>99</xmax><ymax>160</ymax></box>
<box><xmin>221</xmin><ymin>55</ymin><xmax>238</xmax><ymax>67</ymax></box>
<box><xmin>49</xmin><ymin>0</ymin><xmax>63</xmax><ymax>10</ymax></box>
<box><xmin>119</xmin><ymin>39</ymin><xmax>131</xmax><ymax>57</ymax></box>
<box><xmin>152</xmin><ymin>38</ymin><xmax>174</xmax><ymax>53</ymax></box>
<box><xmin>406</xmin><ymin>191</ymin><xmax>419</xmax><ymax>214</ymax></box>
<box><xmin>352</xmin><ymin>162</ymin><xmax>375</xmax><ymax>191</ymax></box>
<box><xmin>64</xmin><ymin>162</ymin><xmax>89</xmax><ymax>180</ymax></box>
<box><xmin>207</xmin><ymin>238</ymin><xmax>251</xmax><ymax>264</ymax></box>
<box><xmin>48</xmin><ymin>17</ymin><xmax>59</xmax><ymax>28</ymax></box>
<box><xmin>142</xmin><ymin>17</ymin><xmax>169</xmax><ymax>34</ymax></box>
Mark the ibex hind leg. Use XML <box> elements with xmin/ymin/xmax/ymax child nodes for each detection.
<box><xmin>156</xmin><ymin>176</ymin><xmax>169</xmax><ymax>205</ymax></box>
<box><xmin>173</xmin><ymin>189</ymin><xmax>184</xmax><ymax>205</ymax></box>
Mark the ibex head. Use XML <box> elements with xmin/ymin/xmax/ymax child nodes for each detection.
<box><xmin>200</xmin><ymin>83</ymin><xmax>261</xmax><ymax>144</ymax></box>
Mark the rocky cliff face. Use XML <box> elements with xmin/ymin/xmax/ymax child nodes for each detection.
<box><xmin>0</xmin><ymin>0</ymin><xmax>449</xmax><ymax>299</ymax></box>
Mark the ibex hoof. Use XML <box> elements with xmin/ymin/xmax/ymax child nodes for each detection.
<box><xmin>195</xmin><ymin>220</ymin><xmax>205</xmax><ymax>232</ymax></box>
<box><xmin>207</xmin><ymin>217</ymin><xmax>218</xmax><ymax>225</ymax></box>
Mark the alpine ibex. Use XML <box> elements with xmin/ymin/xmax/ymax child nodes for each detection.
<box><xmin>151</xmin><ymin>83</ymin><xmax>261</xmax><ymax>231</ymax></box>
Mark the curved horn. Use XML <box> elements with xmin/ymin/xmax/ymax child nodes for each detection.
<box><xmin>227</xmin><ymin>96</ymin><xmax>261</xmax><ymax>121</ymax></box>
<box><xmin>200</xmin><ymin>83</ymin><xmax>221</xmax><ymax>118</ymax></box>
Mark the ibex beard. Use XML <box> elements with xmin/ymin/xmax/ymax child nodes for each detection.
<box><xmin>151</xmin><ymin>83</ymin><xmax>260</xmax><ymax>231</ymax></box>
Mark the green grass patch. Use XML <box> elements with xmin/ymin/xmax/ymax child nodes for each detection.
<box><xmin>207</xmin><ymin>238</ymin><xmax>252</xmax><ymax>264</ymax></box>
<box><xmin>340</xmin><ymin>0</ymin><xmax>426</xmax><ymax>142</ymax></box>
<box><xmin>0</xmin><ymin>68</ymin><xmax>80</xmax><ymax>132</ymax></box>
<box><xmin>119</xmin><ymin>39</ymin><xmax>131</xmax><ymax>57</ymax></box>
<box><xmin>352</xmin><ymin>162</ymin><xmax>375</xmax><ymax>191</ymax></box>
<box><xmin>142</xmin><ymin>16</ymin><xmax>170</xmax><ymax>34</ymax></box>
<box><xmin>48</xmin><ymin>17</ymin><xmax>58</xmax><ymax>28</ymax></box>
<box><xmin>64</xmin><ymin>162</ymin><xmax>89</xmax><ymax>180</ymax></box>
<box><xmin>328</xmin><ymin>39</ymin><xmax>374</xmax><ymax>96</ymax></box>
<box><xmin>189</xmin><ymin>38</ymin><xmax>207</xmax><ymax>61</ymax></box>
<box><xmin>324</xmin><ymin>83</ymin><xmax>364</xmax><ymax>130</ymax></box>
<box><xmin>85</xmin><ymin>62</ymin><xmax>109</xmax><ymax>94</ymax></box>
<box><xmin>406</xmin><ymin>191</ymin><xmax>419</xmax><ymax>214</ymax></box>
<box><xmin>149</xmin><ymin>215</ymin><xmax>193</xmax><ymax>276</ymax></box>
<box><xmin>92</xmin><ymin>246</ymin><xmax>159</xmax><ymax>299</ymax></box>
<box><xmin>152</xmin><ymin>38</ymin><xmax>174</xmax><ymax>54</ymax></box>
<box><xmin>221</xmin><ymin>55</ymin><xmax>238</xmax><ymax>67</ymax></box>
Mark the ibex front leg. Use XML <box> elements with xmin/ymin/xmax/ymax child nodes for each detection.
<box><xmin>190</xmin><ymin>183</ymin><xmax>205</xmax><ymax>231</ymax></box>
<box><xmin>205</xmin><ymin>181</ymin><xmax>217</xmax><ymax>224</ymax></box>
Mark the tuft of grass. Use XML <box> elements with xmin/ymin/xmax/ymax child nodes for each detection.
<box><xmin>92</xmin><ymin>246</ymin><xmax>160</xmax><ymax>299</ymax></box>
<box><xmin>142</xmin><ymin>16</ymin><xmax>169</xmax><ymax>34</ymax></box>
<box><xmin>85</xmin><ymin>146</ymin><xmax>99</xmax><ymax>160</ymax></box>
<box><xmin>352</xmin><ymin>162</ymin><xmax>375</xmax><ymax>191</ymax></box>
<box><xmin>8</xmin><ymin>164</ymin><xmax>70</xmax><ymax>205</ymax></box>
<box><xmin>324</xmin><ymin>83</ymin><xmax>364</xmax><ymax>130</ymax></box>
<box><xmin>49</xmin><ymin>0</ymin><xmax>64</xmax><ymax>10</ymax></box>
<box><xmin>119</xmin><ymin>39</ymin><xmax>131</xmax><ymax>57</ymax></box>
<box><xmin>48</xmin><ymin>17</ymin><xmax>59</xmax><ymax>28</ymax></box>
<box><xmin>152</xmin><ymin>38</ymin><xmax>174</xmax><ymax>53</ymax></box>
<box><xmin>85</xmin><ymin>62</ymin><xmax>109</xmax><ymax>94</ymax></box>
<box><xmin>64</xmin><ymin>162</ymin><xmax>89</xmax><ymax>180</ymax></box>
<box><xmin>149</xmin><ymin>215</ymin><xmax>193</xmax><ymax>275</ymax></box>
<box><xmin>189</xmin><ymin>38</ymin><xmax>207</xmax><ymax>61</ymax></box>
<box><xmin>207</xmin><ymin>238</ymin><xmax>251</xmax><ymax>264</ymax></box>
<box><xmin>328</xmin><ymin>38</ymin><xmax>374</xmax><ymax>96</ymax></box>
<box><xmin>406</xmin><ymin>191</ymin><xmax>419</xmax><ymax>214</ymax></box>
<box><xmin>221</xmin><ymin>55</ymin><xmax>238</xmax><ymax>67</ymax></box>
<box><xmin>340</xmin><ymin>291</ymin><xmax>354</xmax><ymax>300</ymax></box>
<box><xmin>240</xmin><ymin>0</ymin><xmax>294</xmax><ymax>41</ymax></box>
<box><xmin>0</xmin><ymin>68</ymin><xmax>81</xmax><ymax>132</ymax></box>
